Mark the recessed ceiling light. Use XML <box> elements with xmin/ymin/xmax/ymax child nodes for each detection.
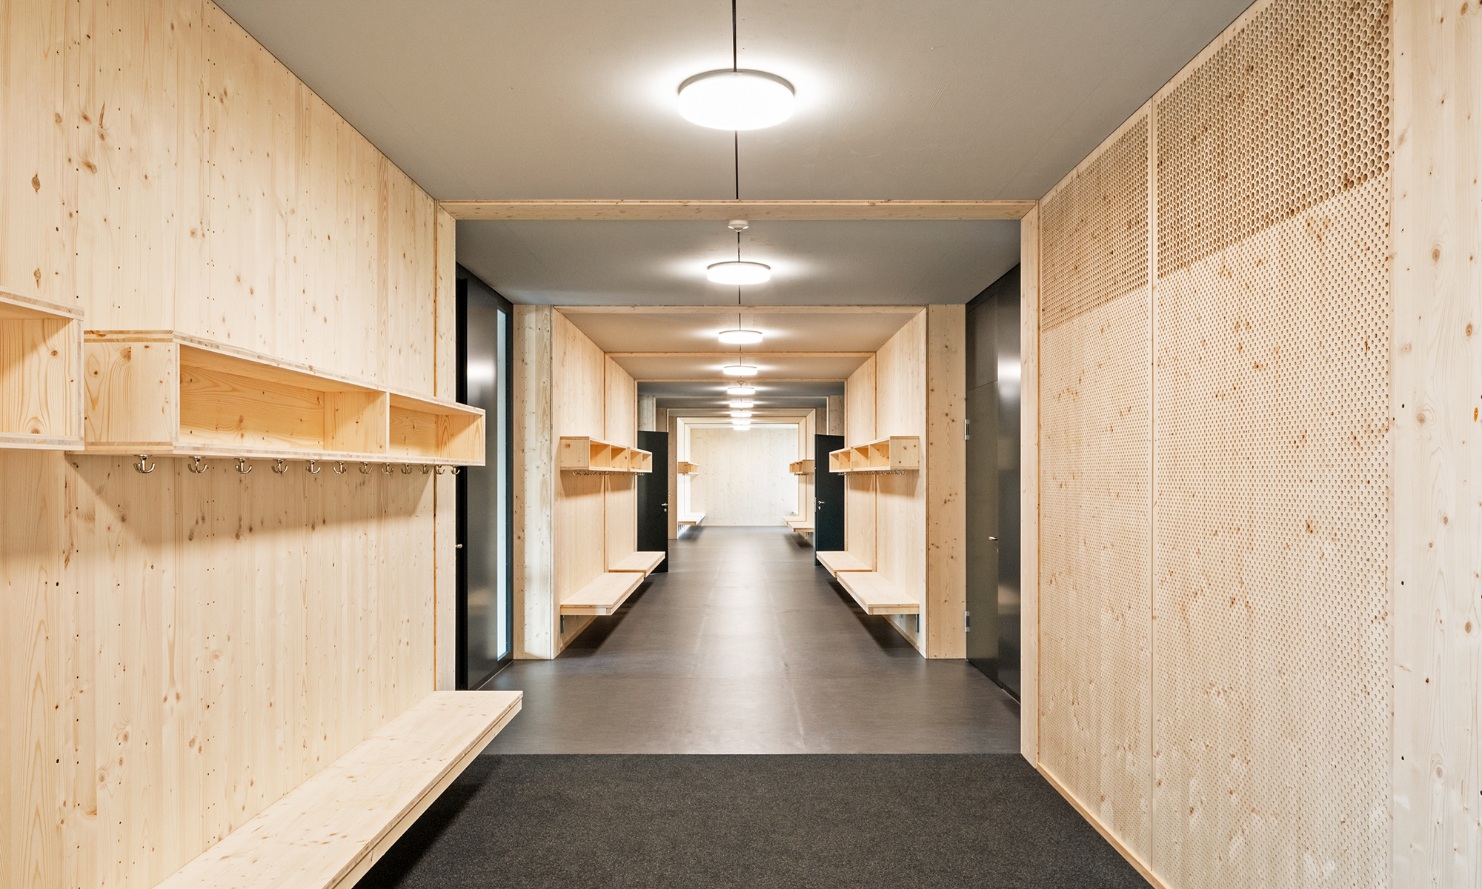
<box><xmin>718</xmin><ymin>328</ymin><xmax>764</xmax><ymax>345</ymax></box>
<box><xmin>730</xmin><ymin>410</ymin><xmax>753</xmax><ymax>418</ymax></box>
<box><xmin>707</xmin><ymin>260</ymin><xmax>771</xmax><ymax>285</ymax></box>
<box><xmin>677</xmin><ymin>69</ymin><xmax>795</xmax><ymax>131</ymax></box>
<box><xmin>722</xmin><ymin>363</ymin><xmax>758</xmax><ymax>377</ymax></box>
<box><xmin>726</xmin><ymin>384</ymin><xmax>757</xmax><ymax>397</ymax></box>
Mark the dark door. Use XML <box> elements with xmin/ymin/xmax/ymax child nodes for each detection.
<box><xmin>457</xmin><ymin>270</ymin><xmax>513</xmax><ymax>689</ymax></box>
<box><xmin>966</xmin><ymin>384</ymin><xmax>1001</xmax><ymax>674</ymax></box>
<box><xmin>636</xmin><ymin>430</ymin><xmax>669</xmax><ymax>572</ymax></box>
<box><xmin>813</xmin><ymin>434</ymin><xmax>846</xmax><ymax>562</ymax></box>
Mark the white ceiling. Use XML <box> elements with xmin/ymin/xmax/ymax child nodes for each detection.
<box><xmin>213</xmin><ymin>0</ymin><xmax>1252</xmax><ymax>307</ymax></box>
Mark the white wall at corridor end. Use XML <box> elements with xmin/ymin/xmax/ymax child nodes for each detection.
<box><xmin>688</xmin><ymin>427</ymin><xmax>798</xmax><ymax>525</ymax></box>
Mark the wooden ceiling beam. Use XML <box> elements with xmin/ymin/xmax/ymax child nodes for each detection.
<box><xmin>440</xmin><ymin>199</ymin><xmax>1036</xmax><ymax>221</ymax></box>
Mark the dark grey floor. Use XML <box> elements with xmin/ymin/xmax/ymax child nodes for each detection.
<box><xmin>484</xmin><ymin>526</ymin><xmax>1021</xmax><ymax>754</ymax></box>
<box><xmin>361</xmin><ymin>755</ymin><xmax>1152</xmax><ymax>889</ymax></box>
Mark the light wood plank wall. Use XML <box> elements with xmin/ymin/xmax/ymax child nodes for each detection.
<box><xmin>513</xmin><ymin>309</ymin><xmax>638</xmax><ymax>657</ymax></box>
<box><xmin>0</xmin><ymin>1</ymin><xmax>452</xmax><ymax>886</ymax></box>
<box><xmin>1027</xmin><ymin>0</ymin><xmax>1482</xmax><ymax>884</ymax></box>
<box><xmin>842</xmin><ymin>309</ymin><xmax>966</xmax><ymax>657</ymax></box>
<box><xmin>1391</xmin><ymin>0</ymin><xmax>1481</xmax><ymax>883</ymax></box>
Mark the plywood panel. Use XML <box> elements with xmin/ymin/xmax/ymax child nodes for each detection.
<box><xmin>1391</xmin><ymin>1</ymin><xmax>1480</xmax><ymax>883</ymax></box>
<box><xmin>844</xmin><ymin>358</ymin><xmax>877</xmax><ymax>565</ymax></box>
<box><xmin>0</xmin><ymin>0</ymin><xmax>72</xmax><ymax>305</ymax></box>
<box><xmin>1151</xmin><ymin>1</ymin><xmax>1391</xmax><ymax>883</ymax></box>
<box><xmin>873</xmin><ymin>312</ymin><xmax>927</xmax><ymax>651</ymax></box>
<box><xmin>1018</xmin><ymin>206</ymin><xmax>1041</xmax><ymax>764</ymax></box>
<box><xmin>1</xmin><ymin>1</ymin><xmax>447</xmax><ymax>884</ymax></box>
<box><xmin>846</xmin><ymin>355</ymin><xmax>876</xmax><ymax>446</ymax></box>
<box><xmin>550</xmin><ymin>311</ymin><xmax>607</xmax><ymax>653</ymax></box>
<box><xmin>688</xmin><ymin>426</ymin><xmax>798</xmax><ymax>525</ymax></box>
<box><xmin>1038</xmin><ymin>111</ymin><xmax>1151</xmax><ymax>862</ymax></box>
<box><xmin>432</xmin><ymin>208</ymin><xmax>456</xmax><ymax>689</ymax></box>
<box><xmin>604</xmin><ymin>359</ymin><xmax>638</xmax><ymax>567</ymax></box>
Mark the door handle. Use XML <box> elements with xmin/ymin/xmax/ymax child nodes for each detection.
<box><xmin>988</xmin><ymin>536</ymin><xmax>998</xmax><ymax>542</ymax></box>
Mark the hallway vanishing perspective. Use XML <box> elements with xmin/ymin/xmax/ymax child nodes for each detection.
<box><xmin>358</xmin><ymin>527</ymin><xmax>1151</xmax><ymax>889</ymax></box>
<box><xmin>483</xmin><ymin>527</ymin><xmax>1018</xmax><ymax>754</ymax></box>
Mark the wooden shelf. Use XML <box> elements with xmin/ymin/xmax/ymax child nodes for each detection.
<box><xmin>676</xmin><ymin>460</ymin><xmax>699</xmax><ymax>475</ymax></box>
<box><xmin>788</xmin><ymin>459</ymin><xmax>815</xmax><ymax>475</ymax></box>
<box><xmin>677</xmin><ymin>512</ymin><xmax>706</xmax><ymax>527</ymax></box>
<box><xmin>154</xmin><ymin>691</ymin><xmax>521</xmax><ymax>889</ymax></box>
<box><xmin>560</xmin><ymin>571</ymin><xmax>645</xmax><ymax>616</ymax></box>
<box><xmin>836</xmin><ymin>572</ymin><xmax>920</xmax><ymax>615</ymax></box>
<box><xmin>827</xmin><ymin>436</ymin><xmax>920</xmax><ymax>473</ymax></box>
<box><xmin>81</xmin><ymin>331</ymin><xmax>485</xmax><ymax>465</ymax></box>
<box><xmin>558</xmin><ymin>436</ymin><xmax>653</xmax><ymax>474</ymax></box>
<box><xmin>817</xmin><ymin>551</ymin><xmax>872</xmax><ymax>578</ymax></box>
<box><xmin>0</xmin><ymin>289</ymin><xmax>83</xmax><ymax>449</ymax></box>
<box><xmin>610</xmin><ymin>550</ymin><xmax>665</xmax><ymax>575</ymax></box>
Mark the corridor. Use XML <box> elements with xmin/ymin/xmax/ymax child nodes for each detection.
<box><xmin>481</xmin><ymin>526</ymin><xmax>1020</xmax><ymax>754</ymax></box>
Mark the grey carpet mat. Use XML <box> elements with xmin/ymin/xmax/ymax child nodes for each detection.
<box><xmin>360</xmin><ymin>754</ymin><xmax>1149</xmax><ymax>889</ymax></box>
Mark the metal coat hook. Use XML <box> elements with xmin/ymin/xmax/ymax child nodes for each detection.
<box><xmin>236</xmin><ymin>458</ymin><xmax>253</xmax><ymax>475</ymax></box>
<box><xmin>400</xmin><ymin>463</ymin><xmax>414</xmax><ymax>475</ymax></box>
<box><xmin>188</xmin><ymin>456</ymin><xmax>209</xmax><ymax>474</ymax></box>
<box><xmin>332</xmin><ymin>462</ymin><xmax>346</xmax><ymax>475</ymax></box>
<box><xmin>434</xmin><ymin>465</ymin><xmax>446</xmax><ymax>475</ymax></box>
<box><xmin>382</xmin><ymin>464</ymin><xmax>394</xmax><ymax>475</ymax></box>
<box><xmin>272</xmin><ymin>459</ymin><xmax>288</xmax><ymax>474</ymax></box>
<box><xmin>450</xmin><ymin>466</ymin><xmax>460</xmax><ymax>475</ymax></box>
<box><xmin>360</xmin><ymin>462</ymin><xmax>372</xmax><ymax>475</ymax></box>
<box><xmin>134</xmin><ymin>454</ymin><xmax>155</xmax><ymax>474</ymax></box>
<box><xmin>420</xmin><ymin>464</ymin><xmax>431</xmax><ymax>475</ymax></box>
<box><xmin>306</xmin><ymin>461</ymin><xmax>322</xmax><ymax>476</ymax></box>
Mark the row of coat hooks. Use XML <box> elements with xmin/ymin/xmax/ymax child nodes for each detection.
<box><xmin>132</xmin><ymin>455</ymin><xmax>463</xmax><ymax>477</ymax></box>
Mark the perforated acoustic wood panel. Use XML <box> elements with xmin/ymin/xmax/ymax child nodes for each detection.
<box><xmin>1151</xmin><ymin>0</ymin><xmax>1391</xmax><ymax>885</ymax></box>
<box><xmin>1038</xmin><ymin>112</ymin><xmax>1152</xmax><ymax>860</ymax></box>
<box><xmin>1041</xmin><ymin>118</ymin><xmax>1150</xmax><ymax>331</ymax></box>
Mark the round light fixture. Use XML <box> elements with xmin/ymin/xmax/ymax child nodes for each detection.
<box><xmin>707</xmin><ymin>261</ymin><xmax>771</xmax><ymax>285</ymax></box>
<box><xmin>677</xmin><ymin>69</ymin><xmax>795</xmax><ymax>131</ymax></box>
<box><xmin>730</xmin><ymin>410</ymin><xmax>753</xmax><ymax>418</ymax></box>
<box><xmin>732</xmin><ymin>421</ymin><xmax>753</xmax><ymax>430</ymax></box>
<box><xmin>728</xmin><ymin>400</ymin><xmax>754</xmax><ymax>409</ymax></box>
<box><xmin>722</xmin><ymin>363</ymin><xmax>758</xmax><ymax>377</ymax></box>
<box><xmin>718</xmin><ymin>328</ymin><xmax>764</xmax><ymax>345</ymax></box>
<box><xmin>726</xmin><ymin>384</ymin><xmax>757</xmax><ymax>397</ymax></box>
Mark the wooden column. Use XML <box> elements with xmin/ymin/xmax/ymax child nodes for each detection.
<box><xmin>924</xmin><ymin>305</ymin><xmax>966</xmax><ymax>658</ymax></box>
<box><xmin>513</xmin><ymin>305</ymin><xmax>555</xmax><ymax>659</ymax></box>
<box><xmin>1018</xmin><ymin>206</ymin><xmax>1040</xmax><ymax>763</ymax></box>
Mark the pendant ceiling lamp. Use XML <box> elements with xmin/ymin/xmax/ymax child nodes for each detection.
<box><xmin>730</xmin><ymin>410</ymin><xmax>753</xmax><ymax>418</ymax></box>
<box><xmin>678</xmin><ymin>70</ymin><xmax>795</xmax><ymax>131</ymax></box>
<box><xmin>708</xmin><ymin>260</ymin><xmax>770</xmax><ymax>285</ymax></box>
<box><xmin>726</xmin><ymin>384</ymin><xmax>757</xmax><ymax>397</ymax></box>
<box><xmin>718</xmin><ymin>327</ymin><xmax>763</xmax><ymax>345</ymax></box>
<box><xmin>722</xmin><ymin>363</ymin><xmax>758</xmax><ymax>377</ymax></box>
<box><xmin>728</xmin><ymin>400</ymin><xmax>754</xmax><ymax>409</ymax></box>
<box><xmin>677</xmin><ymin>3</ymin><xmax>794</xmax><ymax>131</ymax></box>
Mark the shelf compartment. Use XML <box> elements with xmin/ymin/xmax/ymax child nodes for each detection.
<box><xmin>788</xmin><ymin>459</ymin><xmax>815</xmax><ymax>475</ymax></box>
<box><xmin>81</xmin><ymin>331</ymin><xmax>485</xmax><ymax>464</ymax></box>
<box><xmin>0</xmin><ymin>290</ymin><xmax>83</xmax><ymax>449</ymax></box>
<box><xmin>827</xmin><ymin>436</ymin><xmax>920</xmax><ymax>474</ymax></box>
<box><xmin>676</xmin><ymin>460</ymin><xmax>698</xmax><ymax>475</ymax></box>
<box><xmin>388</xmin><ymin>393</ymin><xmax>485</xmax><ymax>465</ymax></box>
<box><xmin>177</xmin><ymin>343</ymin><xmax>388</xmax><ymax>456</ymax></box>
<box><xmin>557</xmin><ymin>437</ymin><xmax>652</xmax><ymax>474</ymax></box>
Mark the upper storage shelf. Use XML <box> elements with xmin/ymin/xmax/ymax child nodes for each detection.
<box><xmin>676</xmin><ymin>461</ymin><xmax>699</xmax><ymax>475</ymax></box>
<box><xmin>827</xmin><ymin>436</ymin><xmax>920</xmax><ymax>473</ymax></box>
<box><xmin>788</xmin><ymin>459</ymin><xmax>815</xmax><ymax>475</ymax></box>
<box><xmin>0</xmin><ymin>289</ymin><xmax>83</xmax><ymax>450</ymax></box>
<box><xmin>81</xmin><ymin>331</ymin><xmax>485</xmax><ymax>465</ymax></box>
<box><xmin>558</xmin><ymin>436</ymin><xmax>653</xmax><ymax>474</ymax></box>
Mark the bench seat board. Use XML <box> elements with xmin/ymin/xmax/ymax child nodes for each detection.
<box><xmin>816</xmin><ymin>551</ymin><xmax>872</xmax><ymax>577</ymax></box>
<box><xmin>560</xmin><ymin>571</ymin><xmax>645</xmax><ymax>615</ymax></box>
<box><xmin>154</xmin><ymin>691</ymin><xmax>522</xmax><ymax>889</ymax></box>
<box><xmin>610</xmin><ymin>550</ymin><xmax>665</xmax><ymax>575</ymax></box>
<box><xmin>837</xmin><ymin>571</ymin><xmax>920</xmax><ymax>615</ymax></box>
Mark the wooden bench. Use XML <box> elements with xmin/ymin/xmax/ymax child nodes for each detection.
<box><xmin>816</xmin><ymin>550</ymin><xmax>871</xmax><ymax>578</ymax></box>
<box><xmin>836</xmin><ymin>571</ymin><xmax>920</xmax><ymax>615</ymax></box>
<box><xmin>560</xmin><ymin>571</ymin><xmax>645</xmax><ymax>616</ymax></box>
<box><xmin>609</xmin><ymin>550</ymin><xmax>665</xmax><ymax>575</ymax></box>
<box><xmin>678</xmin><ymin>512</ymin><xmax>705</xmax><ymax>527</ymax></box>
<box><xmin>155</xmin><ymin>690</ymin><xmax>521</xmax><ymax>889</ymax></box>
